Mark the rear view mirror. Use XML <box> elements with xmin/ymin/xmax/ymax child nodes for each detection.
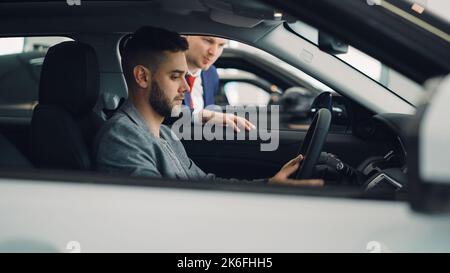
<box><xmin>286</xmin><ymin>22</ymin><xmax>348</xmax><ymax>55</ymax></box>
<box><xmin>318</xmin><ymin>31</ymin><xmax>348</xmax><ymax>55</ymax></box>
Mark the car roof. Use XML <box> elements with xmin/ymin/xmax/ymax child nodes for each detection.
<box><xmin>0</xmin><ymin>0</ymin><xmax>282</xmax><ymax>44</ymax></box>
<box><xmin>2</xmin><ymin>0</ymin><xmax>448</xmax><ymax>87</ymax></box>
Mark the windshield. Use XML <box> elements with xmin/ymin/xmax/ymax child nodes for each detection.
<box><xmin>288</xmin><ymin>19</ymin><xmax>426</xmax><ymax>106</ymax></box>
<box><xmin>336</xmin><ymin>46</ymin><xmax>424</xmax><ymax>106</ymax></box>
<box><xmin>284</xmin><ymin>0</ymin><xmax>450</xmax><ymax>106</ymax></box>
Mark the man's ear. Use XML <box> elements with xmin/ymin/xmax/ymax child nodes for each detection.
<box><xmin>133</xmin><ymin>65</ymin><xmax>151</xmax><ymax>89</ymax></box>
<box><xmin>182</xmin><ymin>35</ymin><xmax>191</xmax><ymax>43</ymax></box>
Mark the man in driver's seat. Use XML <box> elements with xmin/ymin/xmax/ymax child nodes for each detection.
<box><xmin>94</xmin><ymin>26</ymin><xmax>323</xmax><ymax>186</ymax></box>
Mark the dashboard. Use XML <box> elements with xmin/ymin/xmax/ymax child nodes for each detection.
<box><xmin>358</xmin><ymin>113</ymin><xmax>413</xmax><ymax>194</ymax></box>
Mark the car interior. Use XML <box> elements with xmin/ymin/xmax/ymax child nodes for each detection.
<box><xmin>1</xmin><ymin>0</ymin><xmax>448</xmax><ymax>202</ymax></box>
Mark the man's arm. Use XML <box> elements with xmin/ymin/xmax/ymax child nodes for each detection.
<box><xmin>188</xmin><ymin>153</ymin><xmax>323</xmax><ymax>187</ymax></box>
<box><xmin>95</xmin><ymin>123</ymin><xmax>162</xmax><ymax>178</ymax></box>
<box><xmin>185</xmin><ymin>157</ymin><xmax>268</xmax><ymax>184</ymax></box>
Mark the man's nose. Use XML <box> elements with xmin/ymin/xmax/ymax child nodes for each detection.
<box><xmin>180</xmin><ymin>77</ymin><xmax>189</xmax><ymax>93</ymax></box>
<box><xmin>208</xmin><ymin>45</ymin><xmax>218</xmax><ymax>57</ymax></box>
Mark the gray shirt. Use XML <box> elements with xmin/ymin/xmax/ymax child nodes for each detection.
<box><xmin>94</xmin><ymin>100</ymin><xmax>266</xmax><ymax>184</ymax></box>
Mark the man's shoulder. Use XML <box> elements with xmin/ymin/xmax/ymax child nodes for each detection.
<box><xmin>202</xmin><ymin>65</ymin><xmax>218</xmax><ymax>77</ymax></box>
<box><xmin>99</xmin><ymin>111</ymin><xmax>135</xmax><ymax>135</ymax></box>
<box><xmin>95</xmin><ymin>110</ymin><xmax>148</xmax><ymax>148</ymax></box>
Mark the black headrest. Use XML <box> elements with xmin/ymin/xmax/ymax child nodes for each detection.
<box><xmin>39</xmin><ymin>41</ymin><xmax>100</xmax><ymax>116</ymax></box>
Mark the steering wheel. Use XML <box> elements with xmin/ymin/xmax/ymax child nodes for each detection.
<box><xmin>295</xmin><ymin>108</ymin><xmax>332</xmax><ymax>179</ymax></box>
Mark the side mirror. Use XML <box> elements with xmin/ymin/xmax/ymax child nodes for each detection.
<box><xmin>279</xmin><ymin>87</ymin><xmax>316</xmax><ymax>120</ymax></box>
<box><xmin>408</xmin><ymin>75</ymin><xmax>450</xmax><ymax>213</ymax></box>
<box><xmin>318</xmin><ymin>31</ymin><xmax>349</xmax><ymax>55</ymax></box>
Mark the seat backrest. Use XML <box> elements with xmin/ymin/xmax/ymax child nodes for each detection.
<box><xmin>30</xmin><ymin>41</ymin><xmax>102</xmax><ymax>170</ymax></box>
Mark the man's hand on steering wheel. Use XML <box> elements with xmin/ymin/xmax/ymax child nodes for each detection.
<box><xmin>268</xmin><ymin>154</ymin><xmax>324</xmax><ymax>187</ymax></box>
<box><xmin>268</xmin><ymin>108</ymin><xmax>332</xmax><ymax>187</ymax></box>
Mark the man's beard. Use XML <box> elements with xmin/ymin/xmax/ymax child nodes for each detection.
<box><xmin>148</xmin><ymin>80</ymin><xmax>181</xmax><ymax>118</ymax></box>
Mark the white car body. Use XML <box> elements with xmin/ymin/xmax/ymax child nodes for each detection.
<box><xmin>1</xmin><ymin>177</ymin><xmax>449</xmax><ymax>253</ymax></box>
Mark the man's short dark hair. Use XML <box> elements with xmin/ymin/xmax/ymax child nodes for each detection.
<box><xmin>120</xmin><ymin>26</ymin><xmax>189</xmax><ymax>87</ymax></box>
